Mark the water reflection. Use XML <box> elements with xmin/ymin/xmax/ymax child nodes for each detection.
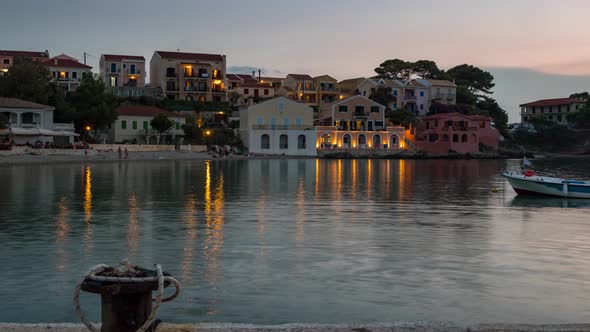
<box><xmin>204</xmin><ymin>163</ymin><xmax>225</xmax><ymax>290</ymax></box>
<box><xmin>55</xmin><ymin>197</ymin><xmax>70</xmax><ymax>273</ymax></box>
<box><xmin>127</xmin><ymin>193</ymin><xmax>139</xmax><ymax>259</ymax></box>
<box><xmin>181</xmin><ymin>193</ymin><xmax>198</xmax><ymax>281</ymax></box>
<box><xmin>82</xmin><ymin>165</ymin><xmax>93</xmax><ymax>253</ymax></box>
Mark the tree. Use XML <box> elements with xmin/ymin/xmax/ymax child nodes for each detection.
<box><xmin>413</xmin><ymin>60</ymin><xmax>442</xmax><ymax>79</ymax></box>
<box><xmin>181</xmin><ymin>115</ymin><xmax>203</xmax><ymax>144</ymax></box>
<box><xmin>67</xmin><ymin>76</ymin><xmax>119</xmax><ymax>133</ymax></box>
<box><xmin>446</xmin><ymin>64</ymin><xmax>495</xmax><ymax>97</ymax></box>
<box><xmin>150</xmin><ymin>113</ymin><xmax>175</xmax><ymax>134</ymax></box>
<box><xmin>0</xmin><ymin>113</ymin><xmax>8</xmax><ymax>130</ymax></box>
<box><xmin>475</xmin><ymin>96</ymin><xmax>509</xmax><ymax>134</ymax></box>
<box><xmin>374</xmin><ymin>59</ymin><xmax>413</xmax><ymax>80</ymax></box>
<box><xmin>0</xmin><ymin>58</ymin><xmax>52</xmax><ymax>104</ymax></box>
<box><xmin>570</xmin><ymin>92</ymin><xmax>589</xmax><ymax>101</ymax></box>
<box><xmin>369</xmin><ymin>86</ymin><xmax>395</xmax><ymax>109</ymax></box>
<box><xmin>388</xmin><ymin>108</ymin><xmax>418</xmax><ymax>129</ymax></box>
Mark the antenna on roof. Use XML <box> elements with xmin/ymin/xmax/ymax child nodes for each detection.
<box><xmin>177</xmin><ymin>48</ymin><xmax>180</xmax><ymax>52</ymax></box>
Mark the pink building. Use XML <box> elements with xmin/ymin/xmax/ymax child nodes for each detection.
<box><xmin>0</xmin><ymin>50</ymin><xmax>49</xmax><ymax>75</ymax></box>
<box><xmin>407</xmin><ymin>112</ymin><xmax>499</xmax><ymax>155</ymax></box>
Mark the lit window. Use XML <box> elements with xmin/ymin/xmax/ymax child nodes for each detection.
<box><xmin>59</xmin><ymin>71</ymin><xmax>67</xmax><ymax>79</ymax></box>
<box><xmin>110</xmin><ymin>77</ymin><xmax>117</xmax><ymax>87</ymax></box>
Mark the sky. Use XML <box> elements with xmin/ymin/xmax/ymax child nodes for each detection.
<box><xmin>1</xmin><ymin>0</ymin><xmax>590</xmax><ymax>122</ymax></box>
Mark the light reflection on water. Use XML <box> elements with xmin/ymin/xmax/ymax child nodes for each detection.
<box><xmin>1</xmin><ymin>158</ymin><xmax>590</xmax><ymax>324</ymax></box>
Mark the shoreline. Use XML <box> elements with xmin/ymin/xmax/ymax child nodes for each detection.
<box><xmin>1</xmin><ymin>149</ymin><xmax>588</xmax><ymax>166</ymax></box>
<box><xmin>1</xmin><ymin>323</ymin><xmax>590</xmax><ymax>332</ymax></box>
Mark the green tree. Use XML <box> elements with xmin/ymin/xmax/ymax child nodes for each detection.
<box><xmin>446</xmin><ymin>64</ymin><xmax>495</xmax><ymax>97</ymax></box>
<box><xmin>388</xmin><ymin>108</ymin><xmax>418</xmax><ymax>129</ymax></box>
<box><xmin>181</xmin><ymin>115</ymin><xmax>203</xmax><ymax>144</ymax></box>
<box><xmin>569</xmin><ymin>92</ymin><xmax>589</xmax><ymax>101</ymax></box>
<box><xmin>0</xmin><ymin>58</ymin><xmax>52</xmax><ymax>104</ymax></box>
<box><xmin>150</xmin><ymin>113</ymin><xmax>175</xmax><ymax>134</ymax></box>
<box><xmin>67</xmin><ymin>76</ymin><xmax>119</xmax><ymax>133</ymax></box>
<box><xmin>413</xmin><ymin>60</ymin><xmax>442</xmax><ymax>79</ymax></box>
<box><xmin>475</xmin><ymin>96</ymin><xmax>509</xmax><ymax>134</ymax></box>
<box><xmin>369</xmin><ymin>86</ymin><xmax>395</xmax><ymax>109</ymax></box>
<box><xmin>374</xmin><ymin>59</ymin><xmax>413</xmax><ymax>80</ymax></box>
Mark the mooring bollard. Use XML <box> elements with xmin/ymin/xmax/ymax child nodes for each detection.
<box><xmin>74</xmin><ymin>261</ymin><xmax>181</xmax><ymax>332</ymax></box>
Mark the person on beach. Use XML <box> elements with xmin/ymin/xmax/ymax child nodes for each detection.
<box><xmin>124</xmin><ymin>148</ymin><xmax>128</xmax><ymax>159</ymax></box>
<box><xmin>118</xmin><ymin>146</ymin><xmax>122</xmax><ymax>159</ymax></box>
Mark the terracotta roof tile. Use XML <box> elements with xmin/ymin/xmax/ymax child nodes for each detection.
<box><xmin>155</xmin><ymin>51</ymin><xmax>224</xmax><ymax>62</ymax></box>
<box><xmin>102</xmin><ymin>54</ymin><xmax>145</xmax><ymax>61</ymax></box>
<box><xmin>0</xmin><ymin>50</ymin><xmax>49</xmax><ymax>58</ymax></box>
<box><xmin>288</xmin><ymin>74</ymin><xmax>313</xmax><ymax>80</ymax></box>
<box><xmin>43</xmin><ymin>58</ymin><xmax>92</xmax><ymax>69</ymax></box>
<box><xmin>0</xmin><ymin>98</ymin><xmax>54</xmax><ymax>110</ymax></box>
<box><xmin>520</xmin><ymin>97</ymin><xmax>584</xmax><ymax>107</ymax></box>
<box><xmin>116</xmin><ymin>104</ymin><xmax>187</xmax><ymax>118</ymax></box>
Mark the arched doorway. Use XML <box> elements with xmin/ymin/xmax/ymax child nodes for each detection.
<box><xmin>198</xmin><ymin>95</ymin><xmax>206</xmax><ymax>102</ymax></box>
<box><xmin>298</xmin><ymin>135</ymin><xmax>306</xmax><ymax>149</ymax></box>
<box><xmin>358</xmin><ymin>134</ymin><xmax>367</xmax><ymax>148</ymax></box>
<box><xmin>442</xmin><ymin>134</ymin><xmax>449</xmax><ymax>142</ymax></box>
<box><xmin>373</xmin><ymin>134</ymin><xmax>381</xmax><ymax>148</ymax></box>
<box><xmin>320</xmin><ymin>134</ymin><xmax>331</xmax><ymax>148</ymax></box>
<box><xmin>261</xmin><ymin>134</ymin><xmax>270</xmax><ymax>149</ymax></box>
<box><xmin>343</xmin><ymin>133</ymin><xmax>351</xmax><ymax>148</ymax></box>
<box><xmin>452</xmin><ymin>134</ymin><xmax>459</xmax><ymax>142</ymax></box>
<box><xmin>389</xmin><ymin>134</ymin><xmax>398</xmax><ymax>148</ymax></box>
<box><xmin>279</xmin><ymin>134</ymin><xmax>288</xmax><ymax>149</ymax></box>
<box><xmin>461</xmin><ymin>134</ymin><xmax>468</xmax><ymax>143</ymax></box>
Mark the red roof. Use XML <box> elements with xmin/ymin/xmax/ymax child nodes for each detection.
<box><xmin>242</xmin><ymin>83</ymin><xmax>273</xmax><ymax>89</ymax></box>
<box><xmin>43</xmin><ymin>58</ymin><xmax>92</xmax><ymax>69</ymax></box>
<box><xmin>226</xmin><ymin>74</ymin><xmax>242</xmax><ymax>81</ymax></box>
<box><xmin>423</xmin><ymin>112</ymin><xmax>491</xmax><ymax>121</ymax></box>
<box><xmin>102</xmin><ymin>54</ymin><xmax>145</xmax><ymax>61</ymax></box>
<box><xmin>116</xmin><ymin>104</ymin><xmax>186</xmax><ymax>118</ymax></box>
<box><xmin>155</xmin><ymin>51</ymin><xmax>224</xmax><ymax>62</ymax></box>
<box><xmin>520</xmin><ymin>97</ymin><xmax>584</xmax><ymax>107</ymax></box>
<box><xmin>288</xmin><ymin>74</ymin><xmax>313</xmax><ymax>80</ymax></box>
<box><xmin>0</xmin><ymin>50</ymin><xmax>49</xmax><ymax>58</ymax></box>
<box><xmin>0</xmin><ymin>98</ymin><xmax>53</xmax><ymax>110</ymax></box>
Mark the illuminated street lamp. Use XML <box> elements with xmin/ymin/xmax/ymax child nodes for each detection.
<box><xmin>85</xmin><ymin>125</ymin><xmax>91</xmax><ymax>132</ymax></box>
<box><xmin>205</xmin><ymin>130</ymin><xmax>211</xmax><ymax>136</ymax></box>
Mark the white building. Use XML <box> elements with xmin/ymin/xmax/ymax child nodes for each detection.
<box><xmin>240</xmin><ymin>97</ymin><xmax>316</xmax><ymax>156</ymax></box>
<box><xmin>108</xmin><ymin>104</ymin><xmax>186</xmax><ymax>144</ymax></box>
<box><xmin>520</xmin><ymin>97</ymin><xmax>585</xmax><ymax>125</ymax></box>
<box><xmin>0</xmin><ymin>98</ymin><xmax>78</xmax><ymax>146</ymax></box>
<box><xmin>43</xmin><ymin>54</ymin><xmax>92</xmax><ymax>93</ymax></box>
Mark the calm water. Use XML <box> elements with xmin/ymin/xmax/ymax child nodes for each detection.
<box><xmin>1</xmin><ymin>158</ymin><xmax>590</xmax><ymax>324</ymax></box>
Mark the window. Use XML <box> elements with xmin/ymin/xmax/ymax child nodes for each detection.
<box><xmin>132</xmin><ymin>121</ymin><xmax>137</xmax><ymax>129</ymax></box>
<box><xmin>284</xmin><ymin>118</ymin><xmax>290</xmax><ymax>126</ymax></box>
<box><xmin>298</xmin><ymin>135</ymin><xmax>306</xmax><ymax>149</ymax></box>
<box><xmin>110</xmin><ymin>63</ymin><xmax>116</xmax><ymax>72</ymax></box>
<box><xmin>264</xmin><ymin>89</ymin><xmax>269</xmax><ymax>95</ymax></box>
<box><xmin>110</xmin><ymin>77</ymin><xmax>117</xmax><ymax>87</ymax></box>
<box><xmin>59</xmin><ymin>71</ymin><xmax>67</xmax><ymax>79</ymax></box>
<box><xmin>121</xmin><ymin>120</ymin><xmax>127</xmax><ymax>129</ymax></box>
<box><xmin>420</xmin><ymin>91</ymin><xmax>425</xmax><ymax>97</ymax></box>
<box><xmin>434</xmin><ymin>120</ymin><xmax>439</xmax><ymax>127</ymax></box>
<box><xmin>296</xmin><ymin>118</ymin><xmax>302</xmax><ymax>126</ymax></box>
<box><xmin>256</xmin><ymin>117</ymin><xmax>263</xmax><ymax>125</ymax></box>
<box><xmin>557</xmin><ymin>115</ymin><xmax>563</xmax><ymax>122</ymax></box>
<box><xmin>339</xmin><ymin>105</ymin><xmax>347</xmax><ymax>112</ymax></box>
<box><xmin>370</xmin><ymin>106</ymin><xmax>379</xmax><ymax>113</ymax></box>
<box><xmin>420</xmin><ymin>104</ymin><xmax>424</xmax><ymax>110</ymax></box>
<box><xmin>393</xmin><ymin>103</ymin><xmax>397</xmax><ymax>109</ymax></box>
<box><xmin>271</xmin><ymin>117</ymin><xmax>277</xmax><ymax>128</ymax></box>
<box><xmin>261</xmin><ymin>134</ymin><xmax>270</xmax><ymax>149</ymax></box>
<box><xmin>123</xmin><ymin>64</ymin><xmax>126</xmax><ymax>68</ymax></box>
<box><xmin>363</xmin><ymin>91</ymin><xmax>366</xmax><ymax>96</ymax></box>
<box><xmin>375</xmin><ymin>121</ymin><xmax>384</xmax><ymax>129</ymax></box>
<box><xmin>244</xmin><ymin>88</ymin><xmax>249</xmax><ymax>95</ymax></box>
<box><xmin>130</xmin><ymin>64</ymin><xmax>136</xmax><ymax>74</ymax></box>
<box><xmin>72</xmin><ymin>72</ymin><xmax>77</xmax><ymax>79</ymax></box>
<box><xmin>480</xmin><ymin>121</ymin><xmax>486</xmax><ymax>128</ymax></box>
<box><xmin>355</xmin><ymin>106</ymin><xmax>364</xmax><ymax>114</ymax></box>
<box><xmin>3</xmin><ymin>59</ymin><xmax>9</xmax><ymax>64</ymax></box>
<box><xmin>143</xmin><ymin>121</ymin><xmax>148</xmax><ymax>130</ymax></box>
<box><xmin>393</xmin><ymin>90</ymin><xmax>398</xmax><ymax>96</ymax></box>
<box><xmin>280</xmin><ymin>134</ymin><xmax>288</xmax><ymax>149</ymax></box>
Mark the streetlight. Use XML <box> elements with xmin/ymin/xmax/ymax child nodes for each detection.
<box><xmin>85</xmin><ymin>125</ymin><xmax>91</xmax><ymax>132</ymax></box>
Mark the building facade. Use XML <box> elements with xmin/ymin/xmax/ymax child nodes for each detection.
<box><xmin>43</xmin><ymin>54</ymin><xmax>92</xmax><ymax>93</ymax></box>
<box><xmin>240</xmin><ymin>97</ymin><xmax>316</xmax><ymax>156</ymax></box>
<box><xmin>108</xmin><ymin>104</ymin><xmax>186</xmax><ymax>144</ymax></box>
<box><xmin>0</xmin><ymin>50</ymin><xmax>49</xmax><ymax>75</ymax></box>
<box><xmin>520</xmin><ymin>97</ymin><xmax>585</xmax><ymax>124</ymax></box>
<box><xmin>279</xmin><ymin>74</ymin><xmax>316</xmax><ymax>105</ymax></box>
<box><xmin>316</xmin><ymin>95</ymin><xmax>405</xmax><ymax>150</ymax></box>
<box><xmin>150</xmin><ymin>51</ymin><xmax>227</xmax><ymax>102</ymax></box>
<box><xmin>357</xmin><ymin>78</ymin><xmax>404</xmax><ymax>110</ymax></box>
<box><xmin>418</xmin><ymin>79</ymin><xmax>457</xmax><ymax>108</ymax></box>
<box><xmin>227</xmin><ymin>74</ymin><xmax>274</xmax><ymax>106</ymax></box>
<box><xmin>314</xmin><ymin>75</ymin><xmax>339</xmax><ymax>105</ymax></box>
<box><xmin>99</xmin><ymin>54</ymin><xmax>155</xmax><ymax>97</ymax></box>
<box><xmin>0</xmin><ymin>98</ymin><xmax>78</xmax><ymax>146</ymax></box>
<box><xmin>406</xmin><ymin>112</ymin><xmax>499</xmax><ymax>155</ymax></box>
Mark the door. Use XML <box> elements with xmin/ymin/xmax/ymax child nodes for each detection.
<box><xmin>254</xmin><ymin>89</ymin><xmax>259</xmax><ymax>97</ymax></box>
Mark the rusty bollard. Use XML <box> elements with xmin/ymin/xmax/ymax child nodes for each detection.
<box><xmin>74</xmin><ymin>262</ymin><xmax>180</xmax><ymax>332</ymax></box>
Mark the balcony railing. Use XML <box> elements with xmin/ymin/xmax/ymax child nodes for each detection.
<box><xmin>252</xmin><ymin>125</ymin><xmax>313</xmax><ymax>130</ymax></box>
<box><xmin>404</xmin><ymin>95</ymin><xmax>417</xmax><ymax>101</ymax></box>
<box><xmin>354</xmin><ymin>112</ymin><xmax>368</xmax><ymax>118</ymax></box>
<box><xmin>166</xmin><ymin>72</ymin><xmax>177</xmax><ymax>77</ymax></box>
<box><xmin>184</xmin><ymin>86</ymin><xmax>207</xmax><ymax>92</ymax></box>
<box><xmin>441</xmin><ymin>126</ymin><xmax>478</xmax><ymax>132</ymax></box>
<box><xmin>21</xmin><ymin>123</ymin><xmax>41</xmax><ymax>128</ymax></box>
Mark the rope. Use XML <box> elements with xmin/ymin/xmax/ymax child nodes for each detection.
<box><xmin>74</xmin><ymin>263</ymin><xmax>181</xmax><ymax>332</ymax></box>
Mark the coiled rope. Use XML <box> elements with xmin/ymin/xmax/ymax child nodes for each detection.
<box><xmin>74</xmin><ymin>263</ymin><xmax>181</xmax><ymax>332</ymax></box>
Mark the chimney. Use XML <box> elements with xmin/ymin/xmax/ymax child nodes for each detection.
<box><xmin>54</xmin><ymin>58</ymin><xmax>58</xmax><ymax>65</ymax></box>
<box><xmin>252</xmin><ymin>71</ymin><xmax>256</xmax><ymax>78</ymax></box>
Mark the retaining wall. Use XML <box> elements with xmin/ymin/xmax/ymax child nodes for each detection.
<box><xmin>89</xmin><ymin>144</ymin><xmax>207</xmax><ymax>152</ymax></box>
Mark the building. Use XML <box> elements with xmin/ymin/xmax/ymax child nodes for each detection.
<box><xmin>227</xmin><ymin>74</ymin><xmax>274</xmax><ymax>106</ymax></box>
<box><xmin>0</xmin><ymin>98</ymin><xmax>78</xmax><ymax>146</ymax></box>
<box><xmin>0</xmin><ymin>50</ymin><xmax>49</xmax><ymax>75</ymax></box>
<box><xmin>260</xmin><ymin>77</ymin><xmax>283</xmax><ymax>90</ymax></box>
<box><xmin>279</xmin><ymin>74</ymin><xmax>316</xmax><ymax>105</ymax></box>
<box><xmin>418</xmin><ymin>79</ymin><xmax>457</xmax><ymax>108</ymax></box>
<box><xmin>240</xmin><ymin>97</ymin><xmax>316</xmax><ymax>156</ymax></box>
<box><xmin>520</xmin><ymin>97</ymin><xmax>585</xmax><ymax>124</ymax></box>
<box><xmin>108</xmin><ymin>104</ymin><xmax>186</xmax><ymax>144</ymax></box>
<box><xmin>315</xmin><ymin>95</ymin><xmax>405</xmax><ymax>150</ymax></box>
<box><xmin>357</xmin><ymin>78</ymin><xmax>404</xmax><ymax>110</ymax></box>
<box><xmin>314</xmin><ymin>75</ymin><xmax>339</xmax><ymax>105</ymax></box>
<box><xmin>337</xmin><ymin>77</ymin><xmax>365</xmax><ymax>98</ymax></box>
<box><xmin>43</xmin><ymin>54</ymin><xmax>92</xmax><ymax>93</ymax></box>
<box><xmin>99</xmin><ymin>54</ymin><xmax>157</xmax><ymax>97</ymax></box>
<box><xmin>150</xmin><ymin>51</ymin><xmax>227</xmax><ymax>102</ymax></box>
<box><xmin>406</xmin><ymin>112</ymin><xmax>499</xmax><ymax>155</ymax></box>
<box><xmin>402</xmin><ymin>80</ymin><xmax>429</xmax><ymax>115</ymax></box>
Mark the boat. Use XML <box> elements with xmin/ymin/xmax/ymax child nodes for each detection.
<box><xmin>503</xmin><ymin>171</ymin><xmax>590</xmax><ymax>198</ymax></box>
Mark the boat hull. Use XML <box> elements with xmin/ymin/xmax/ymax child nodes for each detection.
<box><xmin>503</xmin><ymin>173</ymin><xmax>590</xmax><ymax>199</ymax></box>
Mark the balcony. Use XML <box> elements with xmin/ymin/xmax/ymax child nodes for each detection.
<box><xmin>354</xmin><ymin>112</ymin><xmax>368</xmax><ymax>118</ymax></box>
<box><xmin>166</xmin><ymin>72</ymin><xmax>177</xmax><ymax>78</ymax></box>
<box><xmin>404</xmin><ymin>95</ymin><xmax>417</xmax><ymax>101</ymax></box>
<box><xmin>184</xmin><ymin>86</ymin><xmax>207</xmax><ymax>92</ymax></box>
<box><xmin>21</xmin><ymin>122</ymin><xmax>41</xmax><ymax>128</ymax></box>
<box><xmin>446</xmin><ymin>94</ymin><xmax>456</xmax><ymax>100</ymax></box>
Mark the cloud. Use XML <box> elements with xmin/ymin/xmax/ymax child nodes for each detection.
<box><xmin>228</xmin><ymin>65</ymin><xmax>284</xmax><ymax>77</ymax></box>
<box><xmin>531</xmin><ymin>60</ymin><xmax>590</xmax><ymax>76</ymax></box>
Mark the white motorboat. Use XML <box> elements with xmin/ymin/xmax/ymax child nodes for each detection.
<box><xmin>503</xmin><ymin>171</ymin><xmax>590</xmax><ymax>198</ymax></box>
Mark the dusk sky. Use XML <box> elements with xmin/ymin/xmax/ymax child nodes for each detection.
<box><xmin>2</xmin><ymin>0</ymin><xmax>590</xmax><ymax>122</ymax></box>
